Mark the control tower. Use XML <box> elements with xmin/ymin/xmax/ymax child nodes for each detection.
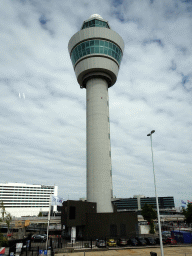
<box><xmin>68</xmin><ymin>14</ymin><xmax>124</xmax><ymax>213</ymax></box>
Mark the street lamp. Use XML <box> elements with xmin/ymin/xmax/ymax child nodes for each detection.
<box><xmin>147</xmin><ymin>130</ymin><xmax>164</xmax><ymax>256</ymax></box>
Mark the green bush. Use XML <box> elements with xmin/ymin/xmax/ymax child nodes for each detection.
<box><xmin>0</xmin><ymin>233</ymin><xmax>8</xmax><ymax>247</ymax></box>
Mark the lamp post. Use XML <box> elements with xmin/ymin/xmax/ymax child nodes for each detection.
<box><xmin>147</xmin><ymin>130</ymin><xmax>164</xmax><ymax>256</ymax></box>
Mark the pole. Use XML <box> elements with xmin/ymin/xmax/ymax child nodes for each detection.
<box><xmin>150</xmin><ymin>133</ymin><xmax>164</xmax><ymax>256</ymax></box>
<box><xmin>46</xmin><ymin>195</ymin><xmax>52</xmax><ymax>250</ymax></box>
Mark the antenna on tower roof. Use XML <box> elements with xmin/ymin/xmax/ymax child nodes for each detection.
<box><xmin>90</xmin><ymin>14</ymin><xmax>103</xmax><ymax>20</ymax></box>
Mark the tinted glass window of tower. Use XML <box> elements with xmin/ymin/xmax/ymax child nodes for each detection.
<box><xmin>71</xmin><ymin>39</ymin><xmax>122</xmax><ymax>66</ymax></box>
<box><xmin>82</xmin><ymin>19</ymin><xmax>109</xmax><ymax>29</ymax></box>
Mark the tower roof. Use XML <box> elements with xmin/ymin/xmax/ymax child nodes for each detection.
<box><xmin>81</xmin><ymin>15</ymin><xmax>110</xmax><ymax>30</ymax></box>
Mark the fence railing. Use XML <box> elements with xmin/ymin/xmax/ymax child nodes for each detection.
<box><xmin>6</xmin><ymin>235</ymin><xmax>192</xmax><ymax>256</ymax></box>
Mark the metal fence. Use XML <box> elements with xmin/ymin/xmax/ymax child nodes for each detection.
<box><xmin>61</xmin><ymin>239</ymin><xmax>97</xmax><ymax>249</ymax></box>
<box><xmin>6</xmin><ymin>235</ymin><xmax>192</xmax><ymax>256</ymax></box>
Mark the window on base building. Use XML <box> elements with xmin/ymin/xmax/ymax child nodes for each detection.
<box><xmin>110</xmin><ymin>224</ymin><xmax>117</xmax><ymax>237</ymax></box>
<box><xmin>120</xmin><ymin>224</ymin><xmax>126</xmax><ymax>236</ymax></box>
<box><xmin>69</xmin><ymin>206</ymin><xmax>76</xmax><ymax>220</ymax></box>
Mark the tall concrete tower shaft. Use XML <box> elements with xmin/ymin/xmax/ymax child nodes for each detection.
<box><xmin>68</xmin><ymin>14</ymin><xmax>124</xmax><ymax>213</ymax></box>
<box><xmin>86</xmin><ymin>77</ymin><xmax>113</xmax><ymax>212</ymax></box>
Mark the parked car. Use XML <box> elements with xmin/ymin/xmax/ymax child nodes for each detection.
<box><xmin>127</xmin><ymin>238</ymin><xmax>139</xmax><ymax>246</ymax></box>
<box><xmin>162</xmin><ymin>231</ymin><xmax>171</xmax><ymax>236</ymax></box>
<box><xmin>162</xmin><ymin>231</ymin><xmax>171</xmax><ymax>239</ymax></box>
<box><xmin>117</xmin><ymin>238</ymin><xmax>127</xmax><ymax>246</ymax></box>
<box><xmin>145</xmin><ymin>237</ymin><xmax>156</xmax><ymax>245</ymax></box>
<box><xmin>96</xmin><ymin>240</ymin><xmax>106</xmax><ymax>248</ymax></box>
<box><xmin>31</xmin><ymin>234</ymin><xmax>46</xmax><ymax>242</ymax></box>
<box><xmin>107</xmin><ymin>239</ymin><xmax>116</xmax><ymax>247</ymax></box>
<box><xmin>155</xmin><ymin>237</ymin><xmax>167</xmax><ymax>245</ymax></box>
<box><xmin>41</xmin><ymin>234</ymin><xmax>47</xmax><ymax>238</ymax></box>
<box><xmin>165</xmin><ymin>237</ymin><xmax>177</xmax><ymax>245</ymax></box>
<box><xmin>135</xmin><ymin>237</ymin><xmax>147</xmax><ymax>246</ymax></box>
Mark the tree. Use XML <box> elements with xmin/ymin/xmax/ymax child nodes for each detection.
<box><xmin>0</xmin><ymin>201</ymin><xmax>6</xmax><ymax>219</ymax></box>
<box><xmin>0</xmin><ymin>201</ymin><xmax>12</xmax><ymax>236</ymax></box>
<box><xmin>141</xmin><ymin>203</ymin><xmax>157</xmax><ymax>234</ymax></box>
<box><xmin>5</xmin><ymin>213</ymin><xmax>12</xmax><ymax>234</ymax></box>
<box><xmin>0</xmin><ymin>232</ymin><xmax>8</xmax><ymax>247</ymax></box>
<box><xmin>183</xmin><ymin>203</ymin><xmax>192</xmax><ymax>225</ymax></box>
<box><xmin>0</xmin><ymin>201</ymin><xmax>9</xmax><ymax>245</ymax></box>
<box><xmin>38</xmin><ymin>212</ymin><xmax>43</xmax><ymax>217</ymax></box>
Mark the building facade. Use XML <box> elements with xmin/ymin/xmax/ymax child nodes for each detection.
<box><xmin>0</xmin><ymin>183</ymin><xmax>58</xmax><ymax>217</ymax></box>
<box><xmin>112</xmin><ymin>196</ymin><xmax>175</xmax><ymax>212</ymax></box>
<box><xmin>61</xmin><ymin>200</ymin><xmax>138</xmax><ymax>240</ymax></box>
<box><xmin>68</xmin><ymin>14</ymin><xmax>124</xmax><ymax>213</ymax></box>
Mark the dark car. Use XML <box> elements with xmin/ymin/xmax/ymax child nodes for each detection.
<box><xmin>96</xmin><ymin>240</ymin><xmax>106</xmax><ymax>248</ymax></box>
<box><xmin>145</xmin><ymin>237</ymin><xmax>156</xmax><ymax>245</ymax></box>
<box><xmin>31</xmin><ymin>234</ymin><xmax>46</xmax><ymax>242</ymax></box>
<box><xmin>162</xmin><ymin>231</ymin><xmax>171</xmax><ymax>240</ymax></box>
<box><xmin>128</xmin><ymin>238</ymin><xmax>139</xmax><ymax>246</ymax></box>
<box><xmin>155</xmin><ymin>237</ymin><xmax>166</xmax><ymax>245</ymax></box>
<box><xmin>117</xmin><ymin>238</ymin><xmax>127</xmax><ymax>246</ymax></box>
<box><xmin>162</xmin><ymin>231</ymin><xmax>171</xmax><ymax>237</ymax></box>
<box><xmin>136</xmin><ymin>237</ymin><xmax>147</xmax><ymax>246</ymax></box>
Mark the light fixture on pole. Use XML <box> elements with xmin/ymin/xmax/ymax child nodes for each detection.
<box><xmin>147</xmin><ymin>130</ymin><xmax>164</xmax><ymax>256</ymax></box>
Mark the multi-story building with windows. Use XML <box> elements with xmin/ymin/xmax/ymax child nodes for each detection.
<box><xmin>112</xmin><ymin>195</ymin><xmax>175</xmax><ymax>214</ymax></box>
<box><xmin>0</xmin><ymin>183</ymin><xmax>58</xmax><ymax>217</ymax></box>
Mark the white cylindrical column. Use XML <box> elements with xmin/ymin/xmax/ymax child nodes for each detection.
<box><xmin>86</xmin><ymin>77</ymin><xmax>113</xmax><ymax>213</ymax></box>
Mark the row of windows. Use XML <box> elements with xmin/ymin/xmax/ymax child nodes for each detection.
<box><xmin>0</xmin><ymin>188</ymin><xmax>53</xmax><ymax>190</ymax></box>
<box><xmin>4</xmin><ymin>205</ymin><xmax>49</xmax><ymax>207</ymax></box>
<box><xmin>71</xmin><ymin>39</ymin><xmax>122</xmax><ymax>66</ymax></box>
<box><xmin>0</xmin><ymin>191</ymin><xmax>53</xmax><ymax>194</ymax></box>
<box><xmin>0</xmin><ymin>186</ymin><xmax>54</xmax><ymax>189</ymax></box>
<box><xmin>3</xmin><ymin>204</ymin><xmax>49</xmax><ymax>206</ymax></box>
<box><xmin>72</xmin><ymin>39</ymin><xmax>121</xmax><ymax>56</ymax></box>
<box><xmin>6</xmin><ymin>205</ymin><xmax>49</xmax><ymax>208</ymax></box>
<box><xmin>0</xmin><ymin>190</ymin><xmax>53</xmax><ymax>192</ymax></box>
<box><xmin>2</xmin><ymin>199</ymin><xmax>49</xmax><ymax>201</ymax></box>
<box><xmin>0</xmin><ymin>192</ymin><xmax>51</xmax><ymax>195</ymax></box>
<box><xmin>3</xmin><ymin>200</ymin><xmax>49</xmax><ymax>202</ymax></box>
<box><xmin>82</xmin><ymin>19</ymin><xmax>109</xmax><ymax>30</ymax></box>
<box><xmin>113</xmin><ymin>198</ymin><xmax>174</xmax><ymax>209</ymax></box>
<box><xmin>0</xmin><ymin>194</ymin><xmax>51</xmax><ymax>197</ymax></box>
<box><xmin>0</xmin><ymin>195</ymin><xmax>49</xmax><ymax>200</ymax></box>
<box><xmin>0</xmin><ymin>192</ymin><xmax>50</xmax><ymax>196</ymax></box>
<box><xmin>6</xmin><ymin>206</ymin><xmax>48</xmax><ymax>208</ymax></box>
<box><xmin>0</xmin><ymin>188</ymin><xmax>54</xmax><ymax>191</ymax></box>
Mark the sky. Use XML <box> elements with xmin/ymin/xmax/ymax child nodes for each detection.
<box><xmin>1</xmin><ymin>0</ymin><xmax>192</xmax><ymax>208</ymax></box>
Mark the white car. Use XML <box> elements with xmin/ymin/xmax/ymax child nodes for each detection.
<box><xmin>96</xmin><ymin>240</ymin><xmax>106</xmax><ymax>247</ymax></box>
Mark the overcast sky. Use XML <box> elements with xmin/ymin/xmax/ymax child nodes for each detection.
<box><xmin>1</xmin><ymin>0</ymin><xmax>192</xmax><ymax>208</ymax></box>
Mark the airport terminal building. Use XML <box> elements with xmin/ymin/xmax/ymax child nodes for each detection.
<box><xmin>112</xmin><ymin>195</ymin><xmax>175</xmax><ymax>213</ymax></box>
<box><xmin>0</xmin><ymin>182</ymin><xmax>58</xmax><ymax>217</ymax></box>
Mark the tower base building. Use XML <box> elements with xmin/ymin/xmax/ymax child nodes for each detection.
<box><xmin>61</xmin><ymin>200</ymin><xmax>138</xmax><ymax>240</ymax></box>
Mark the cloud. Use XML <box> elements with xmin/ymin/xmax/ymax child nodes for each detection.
<box><xmin>0</xmin><ymin>0</ymin><xmax>192</xmax><ymax>209</ymax></box>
